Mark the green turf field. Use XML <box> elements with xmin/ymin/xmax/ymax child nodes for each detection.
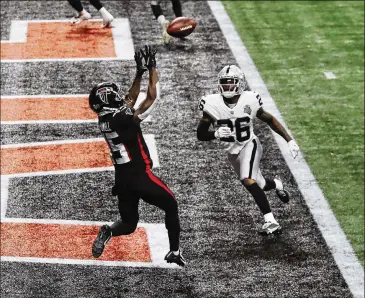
<box><xmin>223</xmin><ymin>0</ymin><xmax>364</xmax><ymax>264</ymax></box>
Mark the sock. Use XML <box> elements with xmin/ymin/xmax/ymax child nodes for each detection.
<box><xmin>244</xmin><ymin>182</ymin><xmax>271</xmax><ymax>215</ymax></box>
<box><xmin>263</xmin><ymin>178</ymin><xmax>276</xmax><ymax>191</ymax></box>
<box><xmin>157</xmin><ymin>15</ymin><xmax>166</xmax><ymax>26</ymax></box>
<box><xmin>89</xmin><ymin>0</ymin><xmax>103</xmax><ymax>11</ymax></box>
<box><xmin>172</xmin><ymin>249</ymin><xmax>180</xmax><ymax>256</ymax></box>
<box><xmin>171</xmin><ymin>0</ymin><xmax>182</xmax><ymax>17</ymax></box>
<box><xmin>264</xmin><ymin>212</ymin><xmax>277</xmax><ymax>223</ymax></box>
<box><xmin>80</xmin><ymin>9</ymin><xmax>89</xmax><ymax>16</ymax></box>
<box><xmin>151</xmin><ymin>3</ymin><xmax>164</xmax><ymax>20</ymax></box>
<box><xmin>99</xmin><ymin>7</ymin><xmax>110</xmax><ymax>18</ymax></box>
<box><xmin>274</xmin><ymin>178</ymin><xmax>283</xmax><ymax>191</ymax></box>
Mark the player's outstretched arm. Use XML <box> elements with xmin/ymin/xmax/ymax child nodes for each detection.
<box><xmin>133</xmin><ymin>46</ymin><xmax>159</xmax><ymax>123</ymax></box>
<box><xmin>124</xmin><ymin>50</ymin><xmax>147</xmax><ymax>107</ymax></box>
<box><xmin>256</xmin><ymin>108</ymin><xmax>300</xmax><ymax>158</ymax></box>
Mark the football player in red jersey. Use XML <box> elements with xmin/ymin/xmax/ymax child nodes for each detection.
<box><xmin>89</xmin><ymin>45</ymin><xmax>186</xmax><ymax>267</ymax></box>
<box><xmin>150</xmin><ymin>0</ymin><xmax>183</xmax><ymax>44</ymax></box>
<box><xmin>67</xmin><ymin>0</ymin><xmax>114</xmax><ymax>27</ymax></box>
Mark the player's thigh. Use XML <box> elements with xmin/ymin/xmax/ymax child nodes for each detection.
<box><xmin>238</xmin><ymin>138</ymin><xmax>263</xmax><ymax>181</ymax></box>
<box><xmin>139</xmin><ymin>171</ymin><xmax>177</xmax><ymax>212</ymax></box>
<box><xmin>117</xmin><ymin>191</ymin><xmax>140</xmax><ymax>223</ymax></box>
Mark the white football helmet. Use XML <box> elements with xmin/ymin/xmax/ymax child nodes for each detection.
<box><xmin>218</xmin><ymin>65</ymin><xmax>248</xmax><ymax>98</ymax></box>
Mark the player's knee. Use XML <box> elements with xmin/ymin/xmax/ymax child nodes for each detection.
<box><xmin>241</xmin><ymin>178</ymin><xmax>256</xmax><ymax>187</ymax></box>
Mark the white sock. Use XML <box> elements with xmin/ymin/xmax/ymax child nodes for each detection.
<box><xmin>264</xmin><ymin>212</ymin><xmax>276</xmax><ymax>223</ymax></box>
<box><xmin>157</xmin><ymin>15</ymin><xmax>166</xmax><ymax>26</ymax></box>
<box><xmin>172</xmin><ymin>249</ymin><xmax>179</xmax><ymax>256</ymax></box>
<box><xmin>99</xmin><ymin>7</ymin><xmax>110</xmax><ymax>18</ymax></box>
<box><xmin>274</xmin><ymin>178</ymin><xmax>283</xmax><ymax>191</ymax></box>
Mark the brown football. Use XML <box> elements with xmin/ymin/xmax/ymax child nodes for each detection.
<box><xmin>167</xmin><ymin>17</ymin><xmax>197</xmax><ymax>38</ymax></box>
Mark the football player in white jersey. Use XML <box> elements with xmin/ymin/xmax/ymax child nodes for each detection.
<box><xmin>197</xmin><ymin>65</ymin><xmax>300</xmax><ymax>235</ymax></box>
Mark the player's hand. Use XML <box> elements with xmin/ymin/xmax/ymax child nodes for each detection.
<box><xmin>214</xmin><ymin>127</ymin><xmax>232</xmax><ymax>139</ymax></box>
<box><xmin>134</xmin><ymin>50</ymin><xmax>147</xmax><ymax>75</ymax></box>
<box><xmin>288</xmin><ymin>140</ymin><xmax>300</xmax><ymax>159</ymax></box>
<box><xmin>140</xmin><ymin>45</ymin><xmax>157</xmax><ymax>69</ymax></box>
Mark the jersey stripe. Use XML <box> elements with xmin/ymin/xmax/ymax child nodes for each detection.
<box><xmin>137</xmin><ymin>133</ymin><xmax>151</xmax><ymax>169</ymax></box>
<box><xmin>248</xmin><ymin>139</ymin><xmax>257</xmax><ymax>178</ymax></box>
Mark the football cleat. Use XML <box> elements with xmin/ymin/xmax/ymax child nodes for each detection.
<box><xmin>274</xmin><ymin>177</ymin><xmax>290</xmax><ymax>203</ymax></box>
<box><xmin>162</xmin><ymin>20</ymin><xmax>171</xmax><ymax>44</ymax></box>
<box><xmin>92</xmin><ymin>225</ymin><xmax>112</xmax><ymax>258</ymax></box>
<box><xmin>259</xmin><ymin>221</ymin><xmax>282</xmax><ymax>236</ymax></box>
<box><xmin>164</xmin><ymin>250</ymin><xmax>186</xmax><ymax>267</ymax></box>
<box><xmin>71</xmin><ymin>11</ymin><xmax>91</xmax><ymax>24</ymax></box>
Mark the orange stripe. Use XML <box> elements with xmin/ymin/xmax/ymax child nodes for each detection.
<box><xmin>0</xmin><ymin>141</ymin><xmax>112</xmax><ymax>175</ymax></box>
<box><xmin>1</xmin><ymin>222</ymin><xmax>151</xmax><ymax>262</ymax></box>
<box><xmin>1</xmin><ymin>22</ymin><xmax>116</xmax><ymax>60</ymax></box>
<box><xmin>1</xmin><ymin>97</ymin><xmax>95</xmax><ymax>121</ymax></box>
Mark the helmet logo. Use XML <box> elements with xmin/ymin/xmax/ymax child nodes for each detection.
<box><xmin>96</xmin><ymin>87</ymin><xmax>114</xmax><ymax>104</ymax></box>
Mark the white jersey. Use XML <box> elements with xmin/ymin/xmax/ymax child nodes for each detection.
<box><xmin>199</xmin><ymin>91</ymin><xmax>263</xmax><ymax>154</ymax></box>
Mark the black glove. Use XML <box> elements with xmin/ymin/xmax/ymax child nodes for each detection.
<box><xmin>134</xmin><ymin>50</ymin><xmax>147</xmax><ymax>75</ymax></box>
<box><xmin>140</xmin><ymin>45</ymin><xmax>157</xmax><ymax>69</ymax></box>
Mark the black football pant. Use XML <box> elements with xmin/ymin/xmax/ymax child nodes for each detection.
<box><xmin>67</xmin><ymin>0</ymin><xmax>103</xmax><ymax>12</ymax></box>
<box><xmin>111</xmin><ymin>168</ymin><xmax>180</xmax><ymax>251</ymax></box>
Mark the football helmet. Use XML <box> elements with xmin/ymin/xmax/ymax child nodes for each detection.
<box><xmin>89</xmin><ymin>82</ymin><xmax>125</xmax><ymax>114</ymax></box>
<box><xmin>218</xmin><ymin>65</ymin><xmax>248</xmax><ymax>98</ymax></box>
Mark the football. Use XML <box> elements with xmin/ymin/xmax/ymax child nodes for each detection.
<box><xmin>167</xmin><ymin>17</ymin><xmax>197</xmax><ymax>38</ymax></box>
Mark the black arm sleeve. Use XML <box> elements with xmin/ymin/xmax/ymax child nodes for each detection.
<box><xmin>197</xmin><ymin>120</ymin><xmax>216</xmax><ymax>141</ymax></box>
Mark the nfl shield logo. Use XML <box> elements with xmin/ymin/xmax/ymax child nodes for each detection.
<box><xmin>244</xmin><ymin>105</ymin><xmax>252</xmax><ymax>115</ymax></box>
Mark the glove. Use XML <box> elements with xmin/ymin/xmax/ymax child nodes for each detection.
<box><xmin>214</xmin><ymin>127</ymin><xmax>232</xmax><ymax>139</ymax></box>
<box><xmin>134</xmin><ymin>50</ymin><xmax>147</xmax><ymax>75</ymax></box>
<box><xmin>140</xmin><ymin>45</ymin><xmax>157</xmax><ymax>69</ymax></box>
<box><xmin>288</xmin><ymin>140</ymin><xmax>300</xmax><ymax>159</ymax></box>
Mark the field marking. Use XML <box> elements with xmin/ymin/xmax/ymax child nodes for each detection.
<box><xmin>0</xmin><ymin>219</ymin><xmax>179</xmax><ymax>269</ymax></box>
<box><xmin>1</xmin><ymin>19</ymin><xmax>134</xmax><ymax>62</ymax></box>
<box><xmin>324</xmin><ymin>71</ymin><xmax>337</xmax><ymax>79</ymax></box>
<box><xmin>208</xmin><ymin>2</ymin><xmax>364</xmax><ymax>298</ymax></box>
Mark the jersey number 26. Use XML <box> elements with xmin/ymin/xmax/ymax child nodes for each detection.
<box><xmin>217</xmin><ymin>117</ymin><xmax>251</xmax><ymax>142</ymax></box>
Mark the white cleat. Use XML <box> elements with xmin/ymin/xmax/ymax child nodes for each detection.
<box><xmin>162</xmin><ymin>20</ymin><xmax>171</xmax><ymax>44</ymax></box>
<box><xmin>102</xmin><ymin>13</ymin><xmax>114</xmax><ymax>28</ymax></box>
<box><xmin>260</xmin><ymin>221</ymin><xmax>282</xmax><ymax>236</ymax></box>
<box><xmin>71</xmin><ymin>11</ymin><xmax>91</xmax><ymax>24</ymax></box>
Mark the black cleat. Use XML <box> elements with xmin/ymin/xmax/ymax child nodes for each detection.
<box><xmin>164</xmin><ymin>250</ymin><xmax>186</xmax><ymax>267</ymax></box>
<box><xmin>92</xmin><ymin>225</ymin><xmax>112</xmax><ymax>258</ymax></box>
<box><xmin>276</xmin><ymin>189</ymin><xmax>290</xmax><ymax>203</ymax></box>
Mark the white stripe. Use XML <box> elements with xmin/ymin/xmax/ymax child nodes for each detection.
<box><xmin>1</xmin><ymin>177</ymin><xmax>9</xmax><ymax>218</ymax></box>
<box><xmin>9</xmin><ymin>21</ymin><xmax>28</xmax><ymax>42</ymax></box>
<box><xmin>324</xmin><ymin>71</ymin><xmax>337</xmax><ymax>79</ymax></box>
<box><xmin>0</xmin><ymin>94</ymin><xmax>88</xmax><ymax>99</ymax></box>
<box><xmin>0</xmin><ymin>57</ymin><xmax>127</xmax><ymax>63</ymax></box>
<box><xmin>1</xmin><ymin>167</ymin><xmax>115</xmax><ymax>180</ymax></box>
<box><xmin>112</xmin><ymin>19</ymin><xmax>135</xmax><ymax>60</ymax></box>
<box><xmin>1</xmin><ymin>120</ymin><xmax>97</xmax><ymax>125</ymax></box>
<box><xmin>208</xmin><ymin>2</ymin><xmax>364</xmax><ymax>298</ymax></box>
<box><xmin>0</xmin><ymin>220</ymin><xmax>179</xmax><ymax>269</ymax></box>
<box><xmin>1</xmin><ymin>138</ymin><xmax>104</xmax><ymax>149</ymax></box>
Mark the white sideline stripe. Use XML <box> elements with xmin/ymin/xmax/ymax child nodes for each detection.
<box><xmin>324</xmin><ymin>71</ymin><xmax>337</xmax><ymax>79</ymax></box>
<box><xmin>209</xmin><ymin>2</ymin><xmax>364</xmax><ymax>298</ymax></box>
<box><xmin>0</xmin><ymin>219</ymin><xmax>179</xmax><ymax>269</ymax></box>
<box><xmin>1</xmin><ymin>120</ymin><xmax>98</xmax><ymax>125</ymax></box>
<box><xmin>9</xmin><ymin>21</ymin><xmax>27</xmax><ymax>42</ymax></box>
<box><xmin>1</xmin><ymin>177</ymin><xmax>9</xmax><ymax>218</ymax></box>
<box><xmin>1</xmin><ymin>19</ymin><xmax>133</xmax><ymax>62</ymax></box>
<box><xmin>1</xmin><ymin>94</ymin><xmax>88</xmax><ymax>99</ymax></box>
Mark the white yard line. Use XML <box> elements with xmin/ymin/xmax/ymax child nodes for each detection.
<box><xmin>208</xmin><ymin>2</ymin><xmax>364</xmax><ymax>298</ymax></box>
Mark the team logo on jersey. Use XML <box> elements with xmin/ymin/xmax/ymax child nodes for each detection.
<box><xmin>244</xmin><ymin>105</ymin><xmax>252</xmax><ymax>115</ymax></box>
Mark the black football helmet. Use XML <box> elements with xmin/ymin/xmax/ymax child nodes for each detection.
<box><xmin>89</xmin><ymin>82</ymin><xmax>125</xmax><ymax>114</ymax></box>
